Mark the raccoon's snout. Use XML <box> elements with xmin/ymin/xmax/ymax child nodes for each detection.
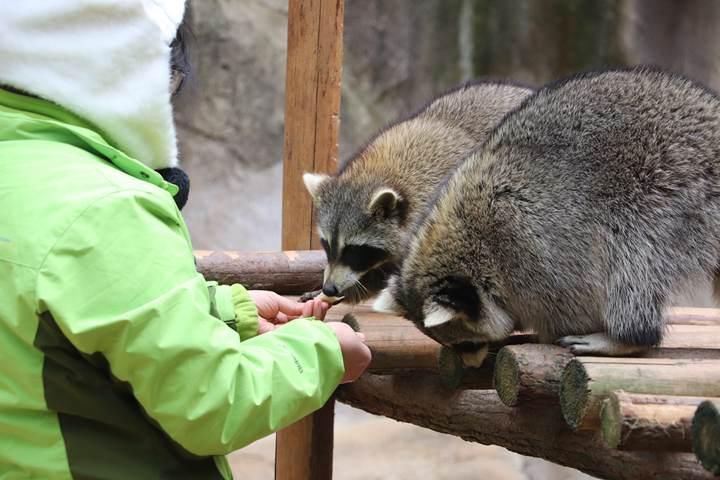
<box><xmin>322</xmin><ymin>284</ymin><xmax>340</xmax><ymax>297</ymax></box>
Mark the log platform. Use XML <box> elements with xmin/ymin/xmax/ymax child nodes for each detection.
<box><xmin>198</xmin><ymin>250</ymin><xmax>720</xmax><ymax>479</ymax></box>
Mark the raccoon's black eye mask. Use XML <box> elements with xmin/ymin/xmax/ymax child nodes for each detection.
<box><xmin>340</xmin><ymin>245</ymin><xmax>390</xmax><ymax>271</ymax></box>
<box><xmin>432</xmin><ymin>275</ymin><xmax>480</xmax><ymax>320</ymax></box>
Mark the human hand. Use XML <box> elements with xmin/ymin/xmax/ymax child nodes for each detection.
<box><xmin>249</xmin><ymin>291</ymin><xmax>330</xmax><ymax>334</ymax></box>
<box><xmin>325</xmin><ymin>322</ymin><xmax>372</xmax><ymax>383</ymax></box>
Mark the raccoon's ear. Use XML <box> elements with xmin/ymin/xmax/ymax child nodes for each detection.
<box><xmin>368</xmin><ymin>188</ymin><xmax>402</xmax><ymax>216</ymax></box>
<box><xmin>303</xmin><ymin>173</ymin><xmax>330</xmax><ymax>200</ymax></box>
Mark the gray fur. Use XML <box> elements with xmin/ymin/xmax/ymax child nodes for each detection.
<box><xmin>304</xmin><ymin>81</ymin><xmax>533</xmax><ymax>303</ymax></box>
<box><xmin>388</xmin><ymin>67</ymin><xmax>720</xmax><ymax>358</ymax></box>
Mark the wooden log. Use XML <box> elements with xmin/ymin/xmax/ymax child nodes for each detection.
<box><xmin>195</xmin><ymin>250</ymin><xmax>325</xmax><ymax>294</ymax></box>
<box><xmin>600</xmin><ymin>392</ymin><xmax>715</xmax><ymax>451</ymax></box>
<box><xmin>331</xmin><ymin>304</ymin><xmax>537</xmax><ymax>385</ymax></box>
<box><xmin>662</xmin><ymin>324</ymin><xmax>720</xmax><ymax>350</ymax></box>
<box><xmin>335</xmin><ymin>313</ymin><xmax>441</xmax><ymax>373</ymax></box>
<box><xmin>693</xmin><ymin>400</ymin><xmax>720</xmax><ymax>475</ymax></box>
<box><xmin>494</xmin><ymin>344</ymin><xmax>574</xmax><ymax>407</ymax></box>
<box><xmin>494</xmin><ymin>343</ymin><xmax>720</xmax><ymax>408</ymax></box>
<box><xmin>336</xmin><ymin>374</ymin><xmax>714</xmax><ymax>480</ymax></box>
<box><xmin>560</xmin><ymin>358</ymin><xmax>720</xmax><ymax>431</ymax></box>
<box><xmin>333</xmin><ymin>309</ymin><xmax>534</xmax><ymax>388</ymax></box>
<box><xmin>668</xmin><ymin>307</ymin><xmax>720</xmax><ymax>326</ymax></box>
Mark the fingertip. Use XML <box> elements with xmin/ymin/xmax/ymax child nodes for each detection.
<box><xmin>278</xmin><ymin>295</ymin><xmax>306</xmax><ymax>314</ymax></box>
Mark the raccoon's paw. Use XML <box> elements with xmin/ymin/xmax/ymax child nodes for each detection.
<box><xmin>299</xmin><ymin>289</ymin><xmax>321</xmax><ymax>303</ymax></box>
<box><xmin>460</xmin><ymin>345</ymin><xmax>489</xmax><ymax>368</ymax></box>
<box><xmin>556</xmin><ymin>333</ymin><xmax>650</xmax><ymax>356</ymax></box>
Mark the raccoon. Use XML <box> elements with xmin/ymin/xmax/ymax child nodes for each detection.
<box><xmin>302</xmin><ymin>81</ymin><xmax>533</xmax><ymax>305</ymax></box>
<box><xmin>375</xmin><ymin>67</ymin><xmax>720</xmax><ymax>366</ymax></box>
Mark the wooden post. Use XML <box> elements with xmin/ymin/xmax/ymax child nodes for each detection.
<box><xmin>281</xmin><ymin>0</ymin><xmax>344</xmax><ymax>251</ymax></box>
<box><xmin>276</xmin><ymin>0</ymin><xmax>344</xmax><ymax>479</ymax></box>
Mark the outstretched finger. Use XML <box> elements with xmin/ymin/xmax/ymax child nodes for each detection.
<box><xmin>274</xmin><ymin>295</ymin><xmax>307</xmax><ymax>317</ymax></box>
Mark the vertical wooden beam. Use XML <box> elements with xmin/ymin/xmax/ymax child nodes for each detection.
<box><xmin>281</xmin><ymin>0</ymin><xmax>344</xmax><ymax>251</ymax></box>
<box><xmin>276</xmin><ymin>0</ymin><xmax>344</xmax><ymax>479</ymax></box>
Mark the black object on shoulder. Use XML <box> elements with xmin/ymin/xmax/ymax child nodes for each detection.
<box><xmin>156</xmin><ymin>167</ymin><xmax>190</xmax><ymax>210</ymax></box>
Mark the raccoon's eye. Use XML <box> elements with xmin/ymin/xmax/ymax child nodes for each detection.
<box><xmin>340</xmin><ymin>245</ymin><xmax>389</xmax><ymax>272</ymax></box>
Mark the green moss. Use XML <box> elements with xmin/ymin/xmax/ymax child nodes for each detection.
<box><xmin>559</xmin><ymin>358</ymin><xmax>590</xmax><ymax>430</ymax></box>
<box><xmin>438</xmin><ymin>346</ymin><xmax>465</xmax><ymax>389</ymax></box>
<box><xmin>693</xmin><ymin>400</ymin><xmax>720</xmax><ymax>474</ymax></box>
<box><xmin>493</xmin><ymin>347</ymin><xmax>520</xmax><ymax>406</ymax></box>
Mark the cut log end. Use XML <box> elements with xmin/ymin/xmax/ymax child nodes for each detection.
<box><xmin>693</xmin><ymin>400</ymin><xmax>720</xmax><ymax>474</ymax></box>
<box><xmin>437</xmin><ymin>346</ymin><xmax>492</xmax><ymax>389</ymax></box>
<box><xmin>493</xmin><ymin>347</ymin><xmax>521</xmax><ymax>406</ymax></box>
<box><xmin>438</xmin><ymin>346</ymin><xmax>465</xmax><ymax>389</ymax></box>
<box><xmin>560</xmin><ymin>358</ymin><xmax>591</xmax><ymax>430</ymax></box>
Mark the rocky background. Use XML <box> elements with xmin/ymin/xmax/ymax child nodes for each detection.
<box><xmin>174</xmin><ymin>1</ymin><xmax>720</xmax><ymax>478</ymax></box>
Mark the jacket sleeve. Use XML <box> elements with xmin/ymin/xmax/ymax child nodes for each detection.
<box><xmin>36</xmin><ymin>189</ymin><xmax>344</xmax><ymax>456</ymax></box>
<box><xmin>207</xmin><ymin>282</ymin><xmax>259</xmax><ymax>341</ymax></box>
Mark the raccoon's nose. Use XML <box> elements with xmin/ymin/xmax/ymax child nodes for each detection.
<box><xmin>322</xmin><ymin>284</ymin><xmax>340</xmax><ymax>297</ymax></box>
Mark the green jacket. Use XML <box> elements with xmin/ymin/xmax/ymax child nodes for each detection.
<box><xmin>0</xmin><ymin>88</ymin><xmax>344</xmax><ymax>479</ymax></box>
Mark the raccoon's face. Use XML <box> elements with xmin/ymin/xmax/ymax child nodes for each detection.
<box><xmin>303</xmin><ymin>173</ymin><xmax>407</xmax><ymax>303</ymax></box>
<box><xmin>375</xmin><ymin>273</ymin><xmax>514</xmax><ymax>367</ymax></box>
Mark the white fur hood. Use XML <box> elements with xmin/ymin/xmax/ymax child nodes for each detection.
<box><xmin>0</xmin><ymin>0</ymin><xmax>186</xmax><ymax>169</ymax></box>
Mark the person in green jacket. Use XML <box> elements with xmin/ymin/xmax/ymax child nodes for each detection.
<box><xmin>0</xmin><ymin>1</ymin><xmax>372</xmax><ymax>478</ymax></box>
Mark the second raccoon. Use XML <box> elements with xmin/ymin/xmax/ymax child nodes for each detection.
<box><xmin>377</xmin><ymin>67</ymin><xmax>720</xmax><ymax>366</ymax></box>
<box><xmin>303</xmin><ymin>81</ymin><xmax>532</xmax><ymax>304</ymax></box>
